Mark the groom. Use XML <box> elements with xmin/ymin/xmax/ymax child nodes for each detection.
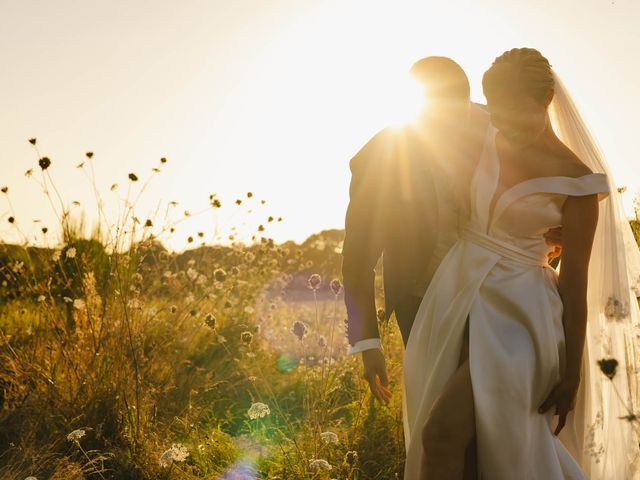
<box><xmin>341</xmin><ymin>56</ymin><xmax>489</xmax><ymax>402</ymax></box>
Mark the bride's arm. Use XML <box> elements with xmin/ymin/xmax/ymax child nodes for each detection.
<box><xmin>538</xmin><ymin>192</ymin><xmax>599</xmax><ymax>434</ymax></box>
<box><xmin>558</xmin><ymin>193</ymin><xmax>599</xmax><ymax>384</ymax></box>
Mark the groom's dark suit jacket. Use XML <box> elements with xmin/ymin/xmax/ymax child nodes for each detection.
<box><xmin>342</xmin><ymin>106</ymin><xmax>490</xmax><ymax>349</ymax></box>
<box><xmin>341</xmin><ymin>124</ymin><xmax>441</xmax><ymax>348</ymax></box>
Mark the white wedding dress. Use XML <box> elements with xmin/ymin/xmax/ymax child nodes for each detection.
<box><xmin>402</xmin><ymin>106</ymin><xmax>640</xmax><ymax>478</ymax></box>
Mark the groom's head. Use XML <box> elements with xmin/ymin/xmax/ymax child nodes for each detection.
<box><xmin>409</xmin><ymin>56</ymin><xmax>470</xmax><ymax>113</ymax></box>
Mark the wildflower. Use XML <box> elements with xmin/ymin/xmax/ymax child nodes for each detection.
<box><xmin>128</xmin><ymin>173</ymin><xmax>138</xmax><ymax>182</ymax></box>
<box><xmin>128</xmin><ymin>298</ymin><xmax>142</xmax><ymax>309</ymax></box>
<box><xmin>330</xmin><ymin>279</ymin><xmax>342</xmax><ymax>295</ymax></box>
<box><xmin>1</xmin><ymin>186</ymin><xmax>6</xmax><ymax>193</ymax></box>
<box><xmin>110</xmin><ymin>183</ymin><xmax>118</xmax><ymax>191</ymax></box>
<box><xmin>309</xmin><ymin>459</ymin><xmax>332</xmax><ymax>470</ymax></box>
<box><xmin>204</xmin><ymin>313</ymin><xmax>216</xmax><ymax>328</ymax></box>
<box><xmin>245</xmin><ymin>252</ymin><xmax>255</xmax><ymax>262</ymax></box>
<box><xmin>160</xmin><ymin>157</ymin><xmax>167</xmax><ymax>164</ymax></box>
<box><xmin>344</xmin><ymin>450</ymin><xmax>358</xmax><ymax>466</ymax></box>
<box><xmin>63</xmin><ymin>296</ymin><xmax>73</xmax><ymax>303</ymax></box>
<box><xmin>25</xmin><ymin>169</ymin><xmax>33</xmax><ymax>177</ymax></box>
<box><xmin>320</xmin><ymin>431</ymin><xmax>339</xmax><ymax>445</ymax></box>
<box><xmin>11</xmin><ymin>261</ymin><xmax>24</xmax><ymax>273</ymax></box>
<box><xmin>187</xmin><ymin>236</ymin><xmax>193</xmax><ymax>243</ymax></box>
<box><xmin>144</xmin><ymin>219</ymin><xmax>153</xmax><ymax>227</ymax></box>
<box><xmin>244</xmin><ymin>305</ymin><xmax>255</xmax><ymax>314</ymax></box>
<box><xmin>598</xmin><ymin>358</ymin><xmax>618</xmax><ymax>379</ymax></box>
<box><xmin>196</xmin><ymin>274</ymin><xmax>207</xmax><ymax>286</ymax></box>
<box><xmin>28</xmin><ymin>138</ymin><xmax>37</xmax><ymax>145</ymax></box>
<box><xmin>241</xmin><ymin>331</ymin><xmax>253</xmax><ymax>344</ymax></box>
<box><xmin>169</xmin><ymin>305</ymin><xmax>178</xmax><ymax>314</ymax></box>
<box><xmin>217</xmin><ymin>334</ymin><xmax>227</xmax><ymax>343</ymax></box>
<box><xmin>51</xmin><ymin>250</ymin><xmax>61</xmax><ymax>262</ymax></box>
<box><xmin>159</xmin><ymin>443</ymin><xmax>189</xmax><ymax>468</ymax></box>
<box><xmin>76</xmin><ymin>162</ymin><xmax>84</xmax><ymax>168</ymax></box>
<box><xmin>247</xmin><ymin>402</ymin><xmax>270</xmax><ymax>419</ymax></box>
<box><xmin>25</xmin><ymin>477</ymin><xmax>38</xmax><ymax>480</ymax></box>
<box><xmin>85</xmin><ymin>151</ymin><xmax>93</xmax><ymax>159</ymax></box>
<box><xmin>211</xmin><ymin>198</ymin><xmax>221</xmax><ymax>208</ymax></box>
<box><xmin>258</xmin><ymin>224</ymin><xmax>265</xmax><ymax>232</ymax></box>
<box><xmin>132</xmin><ymin>272</ymin><xmax>143</xmax><ymax>284</ymax></box>
<box><xmin>73</xmin><ymin>299</ymin><xmax>86</xmax><ymax>310</ymax></box>
<box><xmin>41</xmin><ymin>227</ymin><xmax>48</xmax><ymax>234</ymax></box>
<box><xmin>291</xmin><ymin>320</ymin><xmax>308</xmax><ymax>341</ymax></box>
<box><xmin>247</xmin><ymin>191</ymin><xmax>253</xmax><ymax>198</ymax></box>
<box><xmin>37</xmin><ymin>295</ymin><xmax>46</xmax><ymax>303</ymax></box>
<box><xmin>214</xmin><ymin>268</ymin><xmax>227</xmax><ymax>282</ymax></box>
<box><xmin>66</xmin><ymin>247</ymin><xmax>76</xmax><ymax>259</ymax></box>
<box><xmin>8</xmin><ymin>216</ymin><xmax>15</xmax><ymax>224</ymax></box>
<box><xmin>187</xmin><ymin>268</ymin><xmax>198</xmax><ymax>280</ymax></box>
<box><xmin>66</xmin><ymin>429</ymin><xmax>86</xmax><ymax>442</ymax></box>
<box><xmin>38</xmin><ymin>157</ymin><xmax>51</xmax><ymax>170</ymax></box>
<box><xmin>308</xmin><ymin>274</ymin><xmax>322</xmax><ymax>290</ymax></box>
<box><xmin>187</xmin><ymin>259</ymin><xmax>196</xmax><ymax>266</ymax></box>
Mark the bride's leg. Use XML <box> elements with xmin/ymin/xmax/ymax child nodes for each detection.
<box><xmin>420</xmin><ymin>317</ymin><xmax>475</xmax><ymax>480</ymax></box>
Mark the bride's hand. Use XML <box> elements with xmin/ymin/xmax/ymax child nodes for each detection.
<box><xmin>362</xmin><ymin>348</ymin><xmax>392</xmax><ymax>405</ymax></box>
<box><xmin>537</xmin><ymin>376</ymin><xmax>580</xmax><ymax>435</ymax></box>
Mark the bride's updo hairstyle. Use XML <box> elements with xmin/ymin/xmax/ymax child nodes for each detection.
<box><xmin>482</xmin><ymin>48</ymin><xmax>554</xmax><ymax>106</ymax></box>
<box><xmin>482</xmin><ymin>48</ymin><xmax>555</xmax><ymax>144</ymax></box>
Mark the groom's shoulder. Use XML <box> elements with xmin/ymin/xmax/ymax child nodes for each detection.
<box><xmin>349</xmin><ymin>126</ymin><xmax>408</xmax><ymax>173</ymax></box>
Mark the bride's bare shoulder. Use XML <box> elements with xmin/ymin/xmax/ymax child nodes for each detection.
<box><xmin>550</xmin><ymin>139</ymin><xmax>593</xmax><ymax>178</ymax></box>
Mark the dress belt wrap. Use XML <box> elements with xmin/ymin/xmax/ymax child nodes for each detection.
<box><xmin>461</xmin><ymin>226</ymin><xmax>550</xmax><ymax>268</ymax></box>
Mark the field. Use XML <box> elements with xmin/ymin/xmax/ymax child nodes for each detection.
<box><xmin>0</xmin><ymin>145</ymin><xmax>405</xmax><ymax>479</ymax></box>
<box><xmin>2</xmin><ymin>142</ymin><xmax>639</xmax><ymax>479</ymax></box>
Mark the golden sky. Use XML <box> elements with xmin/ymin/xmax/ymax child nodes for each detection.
<box><xmin>1</xmin><ymin>0</ymin><xmax>639</xmax><ymax>251</ymax></box>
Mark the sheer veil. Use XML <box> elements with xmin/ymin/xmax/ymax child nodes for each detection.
<box><xmin>549</xmin><ymin>70</ymin><xmax>640</xmax><ymax>479</ymax></box>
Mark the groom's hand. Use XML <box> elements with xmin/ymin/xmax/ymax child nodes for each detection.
<box><xmin>362</xmin><ymin>348</ymin><xmax>392</xmax><ymax>405</ymax></box>
<box><xmin>544</xmin><ymin>226</ymin><xmax>563</xmax><ymax>260</ymax></box>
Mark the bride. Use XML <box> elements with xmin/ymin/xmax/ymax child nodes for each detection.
<box><xmin>402</xmin><ymin>48</ymin><xmax>640</xmax><ymax>479</ymax></box>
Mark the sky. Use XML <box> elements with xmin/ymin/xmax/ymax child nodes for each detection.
<box><xmin>1</xmin><ymin>0</ymin><xmax>639</xmax><ymax>251</ymax></box>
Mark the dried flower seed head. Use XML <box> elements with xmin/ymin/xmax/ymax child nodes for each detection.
<box><xmin>330</xmin><ymin>279</ymin><xmax>342</xmax><ymax>295</ymax></box>
<box><xmin>128</xmin><ymin>173</ymin><xmax>138</xmax><ymax>182</ymax></box>
<box><xmin>204</xmin><ymin>313</ymin><xmax>216</xmax><ymax>328</ymax></box>
<box><xmin>598</xmin><ymin>358</ymin><xmax>619</xmax><ymax>379</ymax></box>
<box><xmin>38</xmin><ymin>157</ymin><xmax>51</xmax><ymax>170</ymax></box>
<box><xmin>308</xmin><ymin>274</ymin><xmax>322</xmax><ymax>290</ymax></box>
<box><xmin>241</xmin><ymin>331</ymin><xmax>253</xmax><ymax>344</ymax></box>
<box><xmin>291</xmin><ymin>320</ymin><xmax>308</xmax><ymax>341</ymax></box>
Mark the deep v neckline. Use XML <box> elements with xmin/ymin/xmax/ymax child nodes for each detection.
<box><xmin>484</xmin><ymin>130</ymin><xmax>596</xmax><ymax>233</ymax></box>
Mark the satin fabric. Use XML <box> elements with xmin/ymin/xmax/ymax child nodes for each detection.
<box><xmin>402</xmin><ymin>125</ymin><xmax>610</xmax><ymax>479</ymax></box>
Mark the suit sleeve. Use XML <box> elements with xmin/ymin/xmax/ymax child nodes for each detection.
<box><xmin>341</xmin><ymin>129</ymin><xmax>394</xmax><ymax>347</ymax></box>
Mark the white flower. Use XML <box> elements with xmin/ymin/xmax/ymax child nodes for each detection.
<box><xmin>244</xmin><ymin>306</ymin><xmax>255</xmax><ymax>314</ymax></box>
<box><xmin>187</xmin><ymin>268</ymin><xmax>198</xmax><ymax>280</ymax></box>
<box><xmin>320</xmin><ymin>431</ymin><xmax>339</xmax><ymax>445</ymax></box>
<box><xmin>73</xmin><ymin>299</ymin><xmax>85</xmax><ymax>310</ymax></box>
<box><xmin>11</xmin><ymin>261</ymin><xmax>24</xmax><ymax>274</ymax></box>
<box><xmin>51</xmin><ymin>250</ymin><xmax>61</xmax><ymax>262</ymax></box>
<box><xmin>309</xmin><ymin>458</ymin><xmax>332</xmax><ymax>470</ymax></box>
<box><xmin>247</xmin><ymin>402</ymin><xmax>270</xmax><ymax>419</ymax></box>
<box><xmin>196</xmin><ymin>274</ymin><xmax>208</xmax><ymax>286</ymax></box>
<box><xmin>25</xmin><ymin>477</ymin><xmax>38</xmax><ymax>480</ymax></box>
<box><xmin>66</xmin><ymin>247</ymin><xmax>76</xmax><ymax>259</ymax></box>
<box><xmin>128</xmin><ymin>298</ymin><xmax>142</xmax><ymax>309</ymax></box>
<box><xmin>66</xmin><ymin>428</ymin><xmax>86</xmax><ymax>442</ymax></box>
<box><xmin>187</xmin><ymin>259</ymin><xmax>196</xmax><ymax>267</ymax></box>
<box><xmin>63</xmin><ymin>296</ymin><xmax>73</xmax><ymax>303</ymax></box>
<box><xmin>37</xmin><ymin>295</ymin><xmax>46</xmax><ymax>303</ymax></box>
<box><xmin>159</xmin><ymin>443</ymin><xmax>189</xmax><ymax>467</ymax></box>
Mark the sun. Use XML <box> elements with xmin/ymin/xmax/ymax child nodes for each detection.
<box><xmin>386</xmin><ymin>74</ymin><xmax>429</xmax><ymax>127</ymax></box>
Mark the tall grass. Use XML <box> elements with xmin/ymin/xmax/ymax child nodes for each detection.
<box><xmin>0</xmin><ymin>140</ymin><xmax>406</xmax><ymax>479</ymax></box>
